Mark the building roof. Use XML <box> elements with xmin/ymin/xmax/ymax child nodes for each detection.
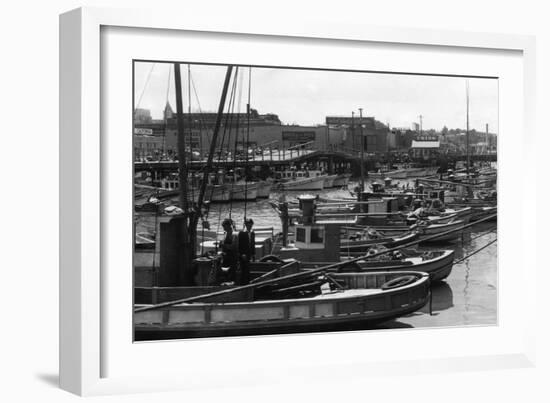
<box><xmin>411</xmin><ymin>140</ymin><xmax>440</xmax><ymax>148</ymax></box>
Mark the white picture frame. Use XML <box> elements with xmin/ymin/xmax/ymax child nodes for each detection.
<box><xmin>60</xmin><ymin>7</ymin><xmax>537</xmax><ymax>396</ymax></box>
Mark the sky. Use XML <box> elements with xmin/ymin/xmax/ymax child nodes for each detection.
<box><xmin>134</xmin><ymin>61</ymin><xmax>498</xmax><ymax>133</ymax></box>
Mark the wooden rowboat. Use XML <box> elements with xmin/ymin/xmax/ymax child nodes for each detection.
<box><xmin>304</xmin><ymin>249</ymin><xmax>455</xmax><ymax>283</ymax></box>
<box><xmin>340</xmin><ymin>231</ymin><xmax>418</xmax><ymax>253</ymax></box>
<box><xmin>413</xmin><ymin>220</ymin><xmax>464</xmax><ymax>242</ymax></box>
<box><xmin>134</xmin><ymin>271</ymin><xmax>430</xmax><ymax>340</ymax></box>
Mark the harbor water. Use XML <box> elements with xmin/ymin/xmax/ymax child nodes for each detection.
<box><xmin>135</xmin><ymin>179</ymin><xmax>497</xmax><ymax>331</ymax></box>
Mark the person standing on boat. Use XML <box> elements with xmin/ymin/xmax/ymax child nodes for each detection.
<box><xmin>220</xmin><ymin>218</ymin><xmax>239</xmax><ymax>284</ymax></box>
<box><xmin>238</xmin><ymin>218</ymin><xmax>256</xmax><ymax>285</ymax></box>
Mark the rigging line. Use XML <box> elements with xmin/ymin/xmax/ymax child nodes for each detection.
<box><xmin>210</xmin><ymin>73</ymin><xmax>237</xmax><ymax>215</ymax></box>
<box><xmin>230</xmin><ymin>68</ymin><xmax>245</xmax><ymax>224</ymax></box>
<box><xmin>214</xmin><ymin>69</ymin><xmax>239</xmax><ymax>233</ymax></box>
<box><xmin>162</xmin><ymin>64</ymin><xmax>172</xmax><ymax>156</ymax></box>
<box><xmin>227</xmin><ymin>67</ymin><xmax>242</xmax><ymax>220</ymax></box>
<box><xmin>244</xmin><ymin>67</ymin><xmax>252</xmax><ymax>221</ymax></box>
<box><xmin>190</xmin><ymin>73</ymin><xmax>213</xmax><ymax>151</ymax></box>
<box><xmin>187</xmin><ymin>64</ymin><xmax>196</xmax><ymax>206</ymax></box>
<box><xmin>135</xmin><ymin>63</ymin><xmax>156</xmax><ymax>112</ymax></box>
<box><xmin>454</xmin><ymin>238</ymin><xmax>497</xmax><ymax>265</ymax></box>
<box><xmin>188</xmin><ymin>70</ymin><xmax>205</xmax><ymax>161</ymax></box>
<box><xmin>207</xmin><ymin>70</ymin><xmax>237</xmax><ymax>209</ymax></box>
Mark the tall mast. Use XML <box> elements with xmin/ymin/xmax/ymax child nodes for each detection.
<box><xmin>174</xmin><ymin>63</ymin><xmax>190</xmax><ymax>215</ymax></box>
<box><xmin>359</xmin><ymin>108</ymin><xmax>364</xmax><ymax>191</ymax></box>
<box><xmin>174</xmin><ymin>63</ymin><xmax>192</xmax><ymax>268</ymax></box>
<box><xmin>187</xmin><ymin>64</ymin><xmax>193</xmax><ymax>158</ymax></box>
<box><xmin>466</xmin><ymin>80</ymin><xmax>470</xmax><ymax>178</ymax></box>
<box><xmin>195</xmin><ymin>66</ymin><xmax>234</xmax><ymax>216</ymax></box>
<box><xmin>351</xmin><ymin>110</ymin><xmax>355</xmax><ymax>146</ymax></box>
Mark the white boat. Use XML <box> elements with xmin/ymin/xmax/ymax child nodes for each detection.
<box><xmin>208</xmin><ymin>185</ymin><xmax>231</xmax><ymax>202</ymax></box>
<box><xmin>323</xmin><ymin>174</ymin><xmax>338</xmax><ymax>188</ymax></box>
<box><xmin>275</xmin><ymin>170</ymin><xmax>326</xmax><ymax>191</ymax></box>
<box><xmin>256</xmin><ymin>180</ymin><xmax>273</xmax><ymax>198</ymax></box>
<box><xmin>332</xmin><ymin>173</ymin><xmax>352</xmax><ymax>187</ymax></box>
<box><xmin>413</xmin><ymin>219</ymin><xmax>465</xmax><ymax>242</ymax></box>
<box><xmin>369</xmin><ymin>169</ymin><xmax>409</xmax><ymax>179</ymax></box>
<box><xmin>228</xmin><ymin>182</ymin><xmax>258</xmax><ymax>201</ymax></box>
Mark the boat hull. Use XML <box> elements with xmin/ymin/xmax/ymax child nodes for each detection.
<box><xmin>339</xmin><ymin>250</ymin><xmax>455</xmax><ymax>282</ymax></box>
<box><xmin>416</xmin><ymin>220</ymin><xmax>464</xmax><ymax>242</ymax></box>
<box><xmin>208</xmin><ymin>185</ymin><xmax>231</xmax><ymax>202</ymax></box>
<box><xmin>332</xmin><ymin>173</ymin><xmax>351</xmax><ymax>187</ymax></box>
<box><xmin>279</xmin><ymin>176</ymin><xmax>325</xmax><ymax>190</ymax></box>
<box><xmin>229</xmin><ymin>183</ymin><xmax>258</xmax><ymax>201</ymax></box>
<box><xmin>134</xmin><ymin>271</ymin><xmax>430</xmax><ymax>340</ymax></box>
<box><xmin>323</xmin><ymin>175</ymin><xmax>338</xmax><ymax>188</ymax></box>
<box><xmin>340</xmin><ymin>232</ymin><xmax>418</xmax><ymax>253</ymax></box>
<box><xmin>256</xmin><ymin>181</ymin><xmax>273</xmax><ymax>198</ymax></box>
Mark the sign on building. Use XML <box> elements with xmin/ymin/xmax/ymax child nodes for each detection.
<box><xmin>134</xmin><ymin>127</ymin><xmax>154</xmax><ymax>135</ymax></box>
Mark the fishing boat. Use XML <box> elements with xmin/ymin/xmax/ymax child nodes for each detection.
<box><xmin>348</xmin><ymin>249</ymin><xmax>454</xmax><ymax>282</ymax></box>
<box><xmin>332</xmin><ymin>173</ymin><xmax>352</xmax><ymax>187</ymax></box>
<box><xmin>369</xmin><ymin>168</ymin><xmax>409</xmax><ymax>179</ymax></box>
<box><xmin>340</xmin><ymin>228</ymin><xmax>418</xmax><ymax>253</ymax></box>
<box><xmin>134</xmin><ymin>270</ymin><xmax>430</xmax><ymax>340</ymax></box>
<box><xmin>303</xmin><ymin>248</ymin><xmax>454</xmax><ymax>282</ymax></box>
<box><xmin>413</xmin><ymin>219</ymin><xmax>465</xmax><ymax>242</ymax></box>
<box><xmin>227</xmin><ymin>181</ymin><xmax>258</xmax><ymax>201</ymax></box>
<box><xmin>406</xmin><ymin>207</ymin><xmax>472</xmax><ymax>225</ymax></box>
<box><xmin>275</xmin><ymin>170</ymin><xmax>326</xmax><ymax>190</ymax></box>
<box><xmin>323</xmin><ymin>174</ymin><xmax>338</xmax><ymax>188</ymax></box>
<box><xmin>256</xmin><ymin>180</ymin><xmax>273</xmax><ymax>198</ymax></box>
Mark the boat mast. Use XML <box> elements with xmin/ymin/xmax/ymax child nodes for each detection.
<box><xmin>466</xmin><ymin>80</ymin><xmax>470</xmax><ymax>178</ymax></box>
<box><xmin>359</xmin><ymin>108</ymin><xmax>365</xmax><ymax>192</ymax></box>
<box><xmin>174</xmin><ymin>64</ymin><xmax>233</xmax><ymax>261</ymax></box>
<box><xmin>174</xmin><ymin>63</ymin><xmax>192</xmax><ymax>267</ymax></box>
<box><xmin>193</xmin><ymin>66</ymin><xmax>234</xmax><ymax>224</ymax></box>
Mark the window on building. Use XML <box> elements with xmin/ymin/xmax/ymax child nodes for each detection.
<box><xmin>296</xmin><ymin>227</ymin><xmax>306</xmax><ymax>243</ymax></box>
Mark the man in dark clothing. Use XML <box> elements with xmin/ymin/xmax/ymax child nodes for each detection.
<box><xmin>220</xmin><ymin>218</ymin><xmax>239</xmax><ymax>284</ymax></box>
<box><xmin>238</xmin><ymin>218</ymin><xmax>256</xmax><ymax>285</ymax></box>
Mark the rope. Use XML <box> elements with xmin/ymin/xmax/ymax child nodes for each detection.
<box><xmin>214</xmin><ymin>69</ymin><xmax>239</xmax><ymax>234</ymax></box>
<box><xmin>243</xmin><ymin>67</ymin><xmax>252</xmax><ymax>221</ymax></box>
<box><xmin>135</xmin><ymin>63</ymin><xmax>155</xmax><ymax>112</ymax></box>
<box><xmin>226</xmin><ymin>67</ymin><xmax>240</xmax><ymax>220</ymax></box>
<box><xmin>454</xmin><ymin>238</ymin><xmax>497</xmax><ymax>264</ymax></box>
<box><xmin>162</xmin><ymin>64</ymin><xmax>171</xmax><ymax>156</ymax></box>
<box><xmin>187</xmin><ymin>64</ymin><xmax>196</xmax><ymax>206</ymax></box>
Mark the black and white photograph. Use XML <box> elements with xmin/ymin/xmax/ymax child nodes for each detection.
<box><xmin>133</xmin><ymin>61</ymin><xmax>498</xmax><ymax>341</ymax></box>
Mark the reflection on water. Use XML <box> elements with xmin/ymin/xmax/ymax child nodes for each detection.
<box><xmin>382</xmin><ymin>222</ymin><xmax>497</xmax><ymax>329</ymax></box>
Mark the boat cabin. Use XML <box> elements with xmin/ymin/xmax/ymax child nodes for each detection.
<box><xmin>277</xmin><ymin>195</ymin><xmax>342</xmax><ymax>262</ymax></box>
<box><xmin>275</xmin><ymin>169</ymin><xmax>323</xmax><ymax>180</ymax></box>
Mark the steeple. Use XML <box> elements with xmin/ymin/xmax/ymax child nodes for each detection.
<box><xmin>163</xmin><ymin>101</ymin><xmax>174</xmax><ymax>120</ymax></box>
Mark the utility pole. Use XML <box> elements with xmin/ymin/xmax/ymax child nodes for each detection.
<box><xmin>359</xmin><ymin>108</ymin><xmax>364</xmax><ymax>191</ymax></box>
<box><xmin>351</xmin><ymin>111</ymin><xmax>355</xmax><ymax>149</ymax></box>
<box><xmin>485</xmin><ymin>123</ymin><xmax>489</xmax><ymax>153</ymax></box>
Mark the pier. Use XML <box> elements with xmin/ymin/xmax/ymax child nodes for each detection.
<box><xmin>135</xmin><ymin>144</ymin><xmax>497</xmax><ymax>175</ymax></box>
